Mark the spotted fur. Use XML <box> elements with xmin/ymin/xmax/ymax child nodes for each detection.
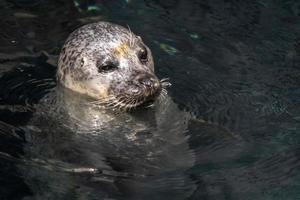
<box><xmin>57</xmin><ymin>22</ymin><xmax>162</xmax><ymax>109</ymax></box>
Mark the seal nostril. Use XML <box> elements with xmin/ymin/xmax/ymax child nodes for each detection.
<box><xmin>138</xmin><ymin>77</ymin><xmax>152</xmax><ymax>87</ymax></box>
<box><xmin>145</xmin><ymin>79</ymin><xmax>153</xmax><ymax>87</ymax></box>
<box><xmin>131</xmin><ymin>88</ymin><xmax>139</xmax><ymax>94</ymax></box>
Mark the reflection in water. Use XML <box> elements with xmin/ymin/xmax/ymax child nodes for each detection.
<box><xmin>0</xmin><ymin>0</ymin><xmax>299</xmax><ymax>199</ymax></box>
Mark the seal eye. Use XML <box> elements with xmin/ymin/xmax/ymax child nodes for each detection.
<box><xmin>138</xmin><ymin>47</ymin><xmax>148</xmax><ymax>64</ymax></box>
<box><xmin>98</xmin><ymin>62</ymin><xmax>118</xmax><ymax>73</ymax></box>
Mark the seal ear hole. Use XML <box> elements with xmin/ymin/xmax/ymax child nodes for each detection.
<box><xmin>80</xmin><ymin>58</ymin><xmax>85</xmax><ymax>67</ymax></box>
<box><xmin>138</xmin><ymin>46</ymin><xmax>148</xmax><ymax>64</ymax></box>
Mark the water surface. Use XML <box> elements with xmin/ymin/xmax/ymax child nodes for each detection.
<box><xmin>0</xmin><ymin>0</ymin><xmax>299</xmax><ymax>199</ymax></box>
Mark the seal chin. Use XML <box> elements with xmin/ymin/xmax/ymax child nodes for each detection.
<box><xmin>110</xmin><ymin>85</ymin><xmax>162</xmax><ymax>110</ymax></box>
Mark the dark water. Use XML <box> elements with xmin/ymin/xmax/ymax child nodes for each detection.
<box><xmin>0</xmin><ymin>0</ymin><xmax>300</xmax><ymax>199</ymax></box>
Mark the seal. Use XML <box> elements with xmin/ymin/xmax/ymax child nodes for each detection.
<box><xmin>57</xmin><ymin>21</ymin><xmax>169</xmax><ymax>110</ymax></box>
<box><xmin>19</xmin><ymin>21</ymin><xmax>196</xmax><ymax>199</ymax></box>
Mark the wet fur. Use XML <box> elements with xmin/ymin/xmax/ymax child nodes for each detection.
<box><xmin>57</xmin><ymin>22</ymin><xmax>166</xmax><ymax>110</ymax></box>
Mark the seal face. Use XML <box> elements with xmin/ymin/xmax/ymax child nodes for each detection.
<box><xmin>57</xmin><ymin>22</ymin><xmax>168</xmax><ymax>110</ymax></box>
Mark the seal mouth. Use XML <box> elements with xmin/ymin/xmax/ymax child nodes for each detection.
<box><xmin>88</xmin><ymin>78</ymin><xmax>171</xmax><ymax>111</ymax></box>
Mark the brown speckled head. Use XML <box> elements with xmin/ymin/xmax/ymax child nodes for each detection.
<box><xmin>58</xmin><ymin>22</ymin><xmax>166</xmax><ymax>110</ymax></box>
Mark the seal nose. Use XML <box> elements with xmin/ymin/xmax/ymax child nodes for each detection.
<box><xmin>139</xmin><ymin>77</ymin><xmax>153</xmax><ymax>87</ymax></box>
<box><xmin>137</xmin><ymin>75</ymin><xmax>160</xmax><ymax>89</ymax></box>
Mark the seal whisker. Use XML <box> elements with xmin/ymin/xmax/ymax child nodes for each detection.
<box><xmin>114</xmin><ymin>99</ymin><xmax>127</xmax><ymax>109</ymax></box>
<box><xmin>129</xmin><ymin>98</ymin><xmax>138</xmax><ymax>111</ymax></box>
<box><xmin>87</xmin><ymin>95</ymin><xmax>115</xmax><ymax>106</ymax></box>
<box><xmin>160</xmin><ymin>78</ymin><xmax>171</xmax><ymax>89</ymax></box>
<box><xmin>126</xmin><ymin>24</ymin><xmax>135</xmax><ymax>48</ymax></box>
<box><xmin>121</xmin><ymin>97</ymin><xmax>135</xmax><ymax>111</ymax></box>
<box><xmin>160</xmin><ymin>77</ymin><xmax>169</xmax><ymax>82</ymax></box>
<box><xmin>120</xmin><ymin>96</ymin><xmax>138</xmax><ymax>110</ymax></box>
<box><xmin>103</xmin><ymin>97</ymin><xmax>119</xmax><ymax>107</ymax></box>
<box><xmin>98</xmin><ymin>96</ymin><xmax>119</xmax><ymax>109</ymax></box>
<box><xmin>128</xmin><ymin>100</ymin><xmax>135</xmax><ymax>111</ymax></box>
<box><xmin>111</xmin><ymin>95</ymin><xmax>127</xmax><ymax>110</ymax></box>
<box><xmin>118</xmin><ymin>98</ymin><xmax>129</xmax><ymax>111</ymax></box>
<box><xmin>114</xmin><ymin>95</ymin><xmax>145</xmax><ymax>111</ymax></box>
<box><xmin>159</xmin><ymin>89</ymin><xmax>168</xmax><ymax>102</ymax></box>
<box><xmin>159</xmin><ymin>94</ymin><xmax>166</xmax><ymax>102</ymax></box>
<box><xmin>108</xmin><ymin>99</ymin><xmax>119</xmax><ymax>107</ymax></box>
<box><xmin>161</xmin><ymin>88</ymin><xmax>168</xmax><ymax>96</ymax></box>
<box><xmin>161</xmin><ymin>82</ymin><xmax>172</xmax><ymax>89</ymax></box>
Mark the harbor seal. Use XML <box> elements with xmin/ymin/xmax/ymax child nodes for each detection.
<box><xmin>57</xmin><ymin>21</ymin><xmax>169</xmax><ymax>110</ymax></box>
<box><xmin>20</xmin><ymin>21</ymin><xmax>195</xmax><ymax>199</ymax></box>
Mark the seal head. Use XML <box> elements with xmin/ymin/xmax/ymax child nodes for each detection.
<box><xmin>57</xmin><ymin>22</ymin><xmax>164</xmax><ymax>110</ymax></box>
